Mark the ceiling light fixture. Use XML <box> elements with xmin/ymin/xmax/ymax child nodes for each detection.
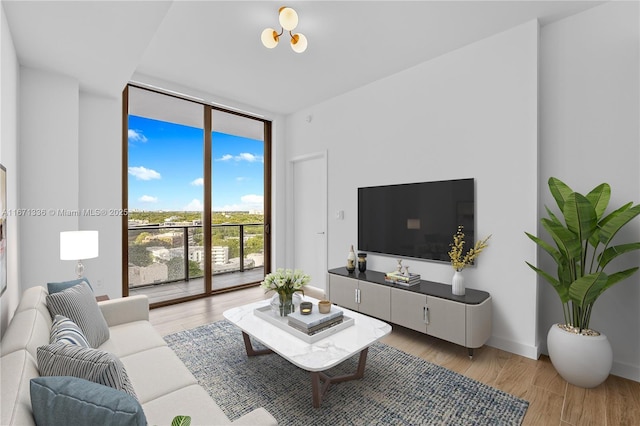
<box><xmin>261</xmin><ymin>6</ymin><xmax>308</xmax><ymax>53</ymax></box>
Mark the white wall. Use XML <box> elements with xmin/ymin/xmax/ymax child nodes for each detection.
<box><xmin>285</xmin><ymin>21</ymin><xmax>540</xmax><ymax>359</ymax></box>
<box><xmin>540</xmin><ymin>1</ymin><xmax>640</xmax><ymax>381</ymax></box>
<box><xmin>19</xmin><ymin>67</ymin><xmax>80</xmax><ymax>288</ymax></box>
<box><xmin>0</xmin><ymin>2</ymin><xmax>20</xmax><ymax>337</ymax></box>
<box><xmin>78</xmin><ymin>92</ymin><xmax>123</xmax><ymax>298</ymax></box>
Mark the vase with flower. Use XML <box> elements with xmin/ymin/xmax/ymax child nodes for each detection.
<box><xmin>260</xmin><ymin>268</ymin><xmax>311</xmax><ymax>316</ymax></box>
<box><xmin>447</xmin><ymin>226</ymin><xmax>491</xmax><ymax>296</ymax></box>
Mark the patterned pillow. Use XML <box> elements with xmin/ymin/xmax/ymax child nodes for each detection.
<box><xmin>46</xmin><ymin>282</ymin><xmax>109</xmax><ymax>348</ymax></box>
<box><xmin>30</xmin><ymin>376</ymin><xmax>146</xmax><ymax>426</ymax></box>
<box><xmin>50</xmin><ymin>315</ymin><xmax>90</xmax><ymax>348</ymax></box>
<box><xmin>36</xmin><ymin>342</ymin><xmax>138</xmax><ymax>400</ymax></box>
<box><xmin>47</xmin><ymin>278</ymin><xmax>93</xmax><ymax>295</ymax></box>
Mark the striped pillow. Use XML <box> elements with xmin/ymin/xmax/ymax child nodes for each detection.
<box><xmin>50</xmin><ymin>315</ymin><xmax>90</xmax><ymax>348</ymax></box>
<box><xmin>46</xmin><ymin>282</ymin><xmax>109</xmax><ymax>348</ymax></box>
<box><xmin>36</xmin><ymin>342</ymin><xmax>138</xmax><ymax>400</ymax></box>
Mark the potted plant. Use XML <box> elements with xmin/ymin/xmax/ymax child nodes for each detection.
<box><xmin>261</xmin><ymin>268</ymin><xmax>311</xmax><ymax>316</ymax></box>
<box><xmin>526</xmin><ymin>177</ymin><xmax>640</xmax><ymax>388</ymax></box>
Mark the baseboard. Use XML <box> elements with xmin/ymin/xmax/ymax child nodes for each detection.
<box><xmin>611</xmin><ymin>361</ymin><xmax>640</xmax><ymax>383</ymax></box>
<box><xmin>486</xmin><ymin>335</ymin><xmax>540</xmax><ymax>360</ymax></box>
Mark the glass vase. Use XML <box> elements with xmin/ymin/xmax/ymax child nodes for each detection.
<box><xmin>270</xmin><ymin>292</ymin><xmax>301</xmax><ymax>317</ymax></box>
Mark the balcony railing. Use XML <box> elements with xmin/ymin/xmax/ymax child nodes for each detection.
<box><xmin>127</xmin><ymin>223</ymin><xmax>264</xmax><ymax>289</ymax></box>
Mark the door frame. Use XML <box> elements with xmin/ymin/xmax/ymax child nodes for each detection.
<box><xmin>286</xmin><ymin>150</ymin><xmax>328</xmax><ymax>290</ymax></box>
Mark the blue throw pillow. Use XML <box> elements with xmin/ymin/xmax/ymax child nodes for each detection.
<box><xmin>30</xmin><ymin>376</ymin><xmax>146</xmax><ymax>426</ymax></box>
<box><xmin>47</xmin><ymin>278</ymin><xmax>93</xmax><ymax>295</ymax></box>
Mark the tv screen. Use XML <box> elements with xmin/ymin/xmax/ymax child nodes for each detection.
<box><xmin>358</xmin><ymin>178</ymin><xmax>475</xmax><ymax>262</ymax></box>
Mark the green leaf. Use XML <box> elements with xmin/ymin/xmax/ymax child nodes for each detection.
<box><xmin>599</xmin><ymin>268</ymin><xmax>639</xmax><ymax>298</ymax></box>
<box><xmin>569</xmin><ymin>272</ymin><xmax>608</xmax><ymax>308</ymax></box>
<box><xmin>598</xmin><ymin>242</ymin><xmax>640</xmax><ymax>269</ymax></box>
<box><xmin>588</xmin><ymin>202</ymin><xmax>633</xmax><ymax>248</ymax></box>
<box><xmin>586</xmin><ymin>183</ymin><xmax>611</xmax><ymax>220</ymax></box>
<box><xmin>526</xmin><ymin>262</ymin><xmax>569</xmax><ymax>303</ymax></box>
<box><xmin>548</xmin><ymin>177</ymin><xmax>573</xmax><ymax>213</ymax></box>
<box><xmin>563</xmin><ymin>193</ymin><xmax>598</xmax><ymax>243</ymax></box>
<box><xmin>599</xmin><ymin>204</ymin><xmax>640</xmax><ymax>245</ymax></box>
<box><xmin>171</xmin><ymin>415</ymin><xmax>192</xmax><ymax>426</ymax></box>
<box><xmin>541</xmin><ymin>219</ymin><xmax>581</xmax><ymax>260</ymax></box>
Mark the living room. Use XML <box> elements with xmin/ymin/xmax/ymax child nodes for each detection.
<box><xmin>1</xmin><ymin>1</ymin><xmax>638</xmax><ymax>424</ymax></box>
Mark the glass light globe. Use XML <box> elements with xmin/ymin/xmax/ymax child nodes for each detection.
<box><xmin>291</xmin><ymin>33</ymin><xmax>308</xmax><ymax>53</ymax></box>
<box><xmin>279</xmin><ymin>7</ymin><xmax>298</xmax><ymax>31</ymax></box>
<box><xmin>261</xmin><ymin>28</ymin><xmax>278</xmax><ymax>48</ymax></box>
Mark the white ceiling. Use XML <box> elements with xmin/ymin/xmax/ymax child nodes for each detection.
<box><xmin>3</xmin><ymin>0</ymin><xmax>605</xmax><ymax>115</ymax></box>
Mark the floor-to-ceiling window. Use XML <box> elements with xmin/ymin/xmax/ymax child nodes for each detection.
<box><xmin>123</xmin><ymin>85</ymin><xmax>271</xmax><ymax>307</ymax></box>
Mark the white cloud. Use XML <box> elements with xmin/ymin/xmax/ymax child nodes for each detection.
<box><xmin>139</xmin><ymin>195</ymin><xmax>158</xmax><ymax>203</ymax></box>
<box><xmin>129</xmin><ymin>166</ymin><xmax>161</xmax><ymax>180</ymax></box>
<box><xmin>236</xmin><ymin>176</ymin><xmax>248</xmax><ymax>182</ymax></box>
<box><xmin>241</xmin><ymin>194</ymin><xmax>263</xmax><ymax>204</ymax></box>
<box><xmin>190</xmin><ymin>177</ymin><xmax>204</xmax><ymax>186</ymax></box>
<box><xmin>238</xmin><ymin>153</ymin><xmax>262</xmax><ymax>163</ymax></box>
<box><xmin>215</xmin><ymin>153</ymin><xmax>263</xmax><ymax>163</ymax></box>
<box><xmin>128</xmin><ymin>129</ymin><xmax>148</xmax><ymax>143</ymax></box>
<box><xmin>183</xmin><ymin>199</ymin><xmax>203</xmax><ymax>211</ymax></box>
<box><xmin>214</xmin><ymin>194</ymin><xmax>263</xmax><ymax>212</ymax></box>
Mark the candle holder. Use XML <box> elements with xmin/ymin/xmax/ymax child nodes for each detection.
<box><xmin>318</xmin><ymin>300</ymin><xmax>331</xmax><ymax>314</ymax></box>
<box><xmin>300</xmin><ymin>301</ymin><xmax>312</xmax><ymax>315</ymax></box>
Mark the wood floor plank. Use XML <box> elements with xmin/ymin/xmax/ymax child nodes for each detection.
<box><xmin>532</xmin><ymin>355</ymin><xmax>566</xmax><ymax>396</ymax></box>
<box><xmin>562</xmin><ymin>383</ymin><xmax>607</xmax><ymax>425</ymax></box>
<box><xmin>463</xmin><ymin>346</ymin><xmax>512</xmax><ymax>387</ymax></box>
<box><xmin>521</xmin><ymin>385</ymin><xmax>565</xmax><ymax>426</ymax></box>
<box><xmin>492</xmin><ymin>354</ymin><xmax>538</xmax><ymax>398</ymax></box>
<box><xmin>605</xmin><ymin>374</ymin><xmax>640</xmax><ymax>425</ymax></box>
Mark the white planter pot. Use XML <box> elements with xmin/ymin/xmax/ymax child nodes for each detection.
<box><xmin>547</xmin><ymin>323</ymin><xmax>613</xmax><ymax>388</ymax></box>
<box><xmin>451</xmin><ymin>271</ymin><xmax>465</xmax><ymax>296</ymax></box>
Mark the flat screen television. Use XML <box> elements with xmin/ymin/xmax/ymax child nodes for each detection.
<box><xmin>358</xmin><ymin>178</ymin><xmax>475</xmax><ymax>262</ymax></box>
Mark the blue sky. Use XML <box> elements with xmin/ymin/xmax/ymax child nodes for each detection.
<box><xmin>128</xmin><ymin>115</ymin><xmax>264</xmax><ymax>212</ymax></box>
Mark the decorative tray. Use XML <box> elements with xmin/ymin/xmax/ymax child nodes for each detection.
<box><xmin>253</xmin><ymin>305</ymin><xmax>354</xmax><ymax>343</ymax></box>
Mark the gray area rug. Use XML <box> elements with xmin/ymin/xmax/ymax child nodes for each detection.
<box><xmin>164</xmin><ymin>320</ymin><xmax>528</xmax><ymax>425</ymax></box>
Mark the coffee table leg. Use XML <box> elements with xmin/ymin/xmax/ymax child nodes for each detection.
<box><xmin>241</xmin><ymin>332</ymin><xmax>273</xmax><ymax>356</ymax></box>
<box><xmin>310</xmin><ymin>348</ymin><xmax>369</xmax><ymax>408</ymax></box>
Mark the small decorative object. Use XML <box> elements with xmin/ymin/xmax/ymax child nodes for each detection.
<box><xmin>300</xmin><ymin>301</ymin><xmax>312</xmax><ymax>315</ymax></box>
<box><xmin>448</xmin><ymin>225</ymin><xmax>491</xmax><ymax>296</ymax></box>
<box><xmin>261</xmin><ymin>268</ymin><xmax>311</xmax><ymax>317</ymax></box>
<box><xmin>403</xmin><ymin>265</ymin><xmax>410</xmax><ymax>276</ymax></box>
<box><xmin>346</xmin><ymin>245</ymin><xmax>356</xmax><ymax>273</ymax></box>
<box><xmin>318</xmin><ymin>300</ymin><xmax>331</xmax><ymax>314</ymax></box>
<box><xmin>526</xmin><ymin>177</ymin><xmax>640</xmax><ymax>388</ymax></box>
<box><xmin>396</xmin><ymin>259</ymin><xmax>403</xmax><ymax>273</ymax></box>
<box><xmin>357</xmin><ymin>253</ymin><xmax>367</xmax><ymax>272</ymax></box>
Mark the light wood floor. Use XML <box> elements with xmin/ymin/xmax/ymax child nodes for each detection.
<box><xmin>149</xmin><ymin>286</ymin><xmax>640</xmax><ymax>426</ymax></box>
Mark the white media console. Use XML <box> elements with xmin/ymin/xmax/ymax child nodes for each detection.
<box><xmin>328</xmin><ymin>267</ymin><xmax>492</xmax><ymax>357</ymax></box>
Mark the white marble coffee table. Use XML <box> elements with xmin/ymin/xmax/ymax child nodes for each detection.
<box><xmin>223</xmin><ymin>296</ymin><xmax>392</xmax><ymax>408</ymax></box>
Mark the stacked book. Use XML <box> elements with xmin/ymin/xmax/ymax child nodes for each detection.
<box><xmin>384</xmin><ymin>271</ymin><xmax>421</xmax><ymax>286</ymax></box>
<box><xmin>287</xmin><ymin>306</ymin><xmax>344</xmax><ymax>336</ymax></box>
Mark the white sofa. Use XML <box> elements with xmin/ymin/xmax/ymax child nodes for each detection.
<box><xmin>0</xmin><ymin>286</ymin><xmax>278</xmax><ymax>425</ymax></box>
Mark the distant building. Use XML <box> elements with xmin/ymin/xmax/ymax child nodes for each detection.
<box><xmin>128</xmin><ymin>263</ymin><xmax>168</xmax><ymax>287</ymax></box>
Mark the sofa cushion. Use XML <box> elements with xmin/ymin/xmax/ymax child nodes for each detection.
<box><xmin>36</xmin><ymin>342</ymin><xmax>138</xmax><ymax>400</ymax></box>
<box><xmin>30</xmin><ymin>376</ymin><xmax>146</xmax><ymax>426</ymax></box>
<box><xmin>98</xmin><ymin>321</ymin><xmax>167</xmax><ymax>358</ymax></box>
<box><xmin>120</xmin><ymin>346</ymin><xmax>197</xmax><ymax>404</ymax></box>
<box><xmin>46</xmin><ymin>282</ymin><xmax>109</xmax><ymax>347</ymax></box>
<box><xmin>142</xmin><ymin>384</ymin><xmax>231</xmax><ymax>426</ymax></box>
<box><xmin>1</xmin><ymin>350</ymin><xmax>39</xmax><ymax>426</ymax></box>
<box><xmin>47</xmin><ymin>278</ymin><xmax>93</xmax><ymax>295</ymax></box>
<box><xmin>0</xmin><ymin>309</ymin><xmax>52</xmax><ymax>359</ymax></box>
<box><xmin>50</xmin><ymin>315</ymin><xmax>90</xmax><ymax>348</ymax></box>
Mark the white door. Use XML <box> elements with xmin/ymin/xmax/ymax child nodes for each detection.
<box><xmin>291</xmin><ymin>152</ymin><xmax>327</xmax><ymax>292</ymax></box>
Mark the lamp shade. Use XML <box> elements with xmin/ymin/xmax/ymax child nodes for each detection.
<box><xmin>60</xmin><ymin>231</ymin><xmax>99</xmax><ymax>260</ymax></box>
<box><xmin>291</xmin><ymin>33</ymin><xmax>308</xmax><ymax>53</ymax></box>
<box><xmin>261</xmin><ymin>28</ymin><xmax>279</xmax><ymax>48</ymax></box>
<box><xmin>278</xmin><ymin>7</ymin><xmax>298</xmax><ymax>31</ymax></box>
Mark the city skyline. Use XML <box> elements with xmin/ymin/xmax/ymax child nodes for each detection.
<box><xmin>128</xmin><ymin>115</ymin><xmax>264</xmax><ymax>212</ymax></box>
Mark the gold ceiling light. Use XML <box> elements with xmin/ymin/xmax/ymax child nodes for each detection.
<box><xmin>261</xmin><ymin>6</ymin><xmax>308</xmax><ymax>53</ymax></box>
